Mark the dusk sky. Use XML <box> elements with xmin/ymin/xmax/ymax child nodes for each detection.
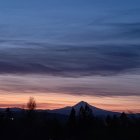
<box><xmin>0</xmin><ymin>0</ymin><xmax>140</xmax><ymax>112</ymax></box>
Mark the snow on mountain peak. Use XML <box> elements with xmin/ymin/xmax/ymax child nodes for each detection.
<box><xmin>49</xmin><ymin>101</ymin><xmax>120</xmax><ymax>116</ymax></box>
<box><xmin>74</xmin><ymin>101</ymin><xmax>88</xmax><ymax>107</ymax></box>
<box><xmin>73</xmin><ymin>101</ymin><xmax>89</xmax><ymax>109</ymax></box>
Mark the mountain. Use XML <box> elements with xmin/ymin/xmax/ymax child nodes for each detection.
<box><xmin>0</xmin><ymin>107</ymin><xmax>23</xmax><ymax>112</ymax></box>
<box><xmin>1</xmin><ymin>101</ymin><xmax>139</xmax><ymax>117</ymax></box>
<box><xmin>48</xmin><ymin>101</ymin><xmax>120</xmax><ymax>116</ymax></box>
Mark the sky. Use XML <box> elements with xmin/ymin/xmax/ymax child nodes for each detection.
<box><xmin>0</xmin><ymin>0</ymin><xmax>140</xmax><ymax>112</ymax></box>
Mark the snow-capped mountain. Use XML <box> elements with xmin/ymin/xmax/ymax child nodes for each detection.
<box><xmin>48</xmin><ymin>101</ymin><xmax>120</xmax><ymax>116</ymax></box>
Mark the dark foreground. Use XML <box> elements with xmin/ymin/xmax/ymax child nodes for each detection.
<box><xmin>0</xmin><ymin>108</ymin><xmax>140</xmax><ymax>140</ymax></box>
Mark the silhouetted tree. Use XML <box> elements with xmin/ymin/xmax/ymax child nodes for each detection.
<box><xmin>68</xmin><ymin>108</ymin><xmax>76</xmax><ymax>128</ymax></box>
<box><xmin>79</xmin><ymin>106</ymin><xmax>85</xmax><ymax>119</ymax></box>
<box><xmin>106</xmin><ymin>115</ymin><xmax>112</xmax><ymax>126</ymax></box>
<box><xmin>26</xmin><ymin>97</ymin><xmax>37</xmax><ymax>122</ymax></box>
<box><xmin>85</xmin><ymin>104</ymin><xmax>93</xmax><ymax>118</ymax></box>
<box><xmin>85</xmin><ymin>104</ymin><xmax>94</xmax><ymax>128</ymax></box>
<box><xmin>120</xmin><ymin>112</ymin><xmax>128</xmax><ymax>127</ymax></box>
<box><xmin>27</xmin><ymin>97</ymin><xmax>36</xmax><ymax>111</ymax></box>
<box><xmin>5</xmin><ymin>108</ymin><xmax>12</xmax><ymax>120</ymax></box>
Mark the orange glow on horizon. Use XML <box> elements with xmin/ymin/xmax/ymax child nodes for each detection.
<box><xmin>0</xmin><ymin>91</ymin><xmax>140</xmax><ymax>113</ymax></box>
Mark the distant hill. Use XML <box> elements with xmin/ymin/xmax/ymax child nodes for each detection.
<box><xmin>1</xmin><ymin>101</ymin><xmax>140</xmax><ymax>118</ymax></box>
<box><xmin>48</xmin><ymin>101</ymin><xmax>120</xmax><ymax>116</ymax></box>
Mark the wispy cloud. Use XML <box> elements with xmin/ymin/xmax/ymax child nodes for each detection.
<box><xmin>0</xmin><ymin>74</ymin><xmax>140</xmax><ymax>97</ymax></box>
<box><xmin>0</xmin><ymin>43</ymin><xmax>140</xmax><ymax>76</ymax></box>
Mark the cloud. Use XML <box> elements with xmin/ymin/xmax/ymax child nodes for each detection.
<box><xmin>0</xmin><ymin>42</ymin><xmax>140</xmax><ymax>77</ymax></box>
<box><xmin>0</xmin><ymin>74</ymin><xmax>140</xmax><ymax>97</ymax></box>
<box><xmin>0</xmin><ymin>2</ymin><xmax>140</xmax><ymax>77</ymax></box>
<box><xmin>102</xmin><ymin>22</ymin><xmax>140</xmax><ymax>39</ymax></box>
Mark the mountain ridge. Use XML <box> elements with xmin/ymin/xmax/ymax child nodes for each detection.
<box><xmin>1</xmin><ymin>101</ymin><xmax>139</xmax><ymax>117</ymax></box>
<box><xmin>48</xmin><ymin>101</ymin><xmax>120</xmax><ymax>116</ymax></box>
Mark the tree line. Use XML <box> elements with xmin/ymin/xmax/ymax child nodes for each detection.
<box><xmin>0</xmin><ymin>97</ymin><xmax>139</xmax><ymax>140</ymax></box>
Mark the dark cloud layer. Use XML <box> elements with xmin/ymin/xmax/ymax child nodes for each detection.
<box><xmin>0</xmin><ymin>43</ymin><xmax>140</xmax><ymax>77</ymax></box>
<box><xmin>0</xmin><ymin>0</ymin><xmax>140</xmax><ymax>77</ymax></box>
<box><xmin>0</xmin><ymin>74</ymin><xmax>140</xmax><ymax>97</ymax></box>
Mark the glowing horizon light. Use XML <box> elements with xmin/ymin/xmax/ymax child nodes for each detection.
<box><xmin>0</xmin><ymin>0</ymin><xmax>140</xmax><ymax>114</ymax></box>
<box><xmin>0</xmin><ymin>91</ymin><xmax>140</xmax><ymax>113</ymax></box>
